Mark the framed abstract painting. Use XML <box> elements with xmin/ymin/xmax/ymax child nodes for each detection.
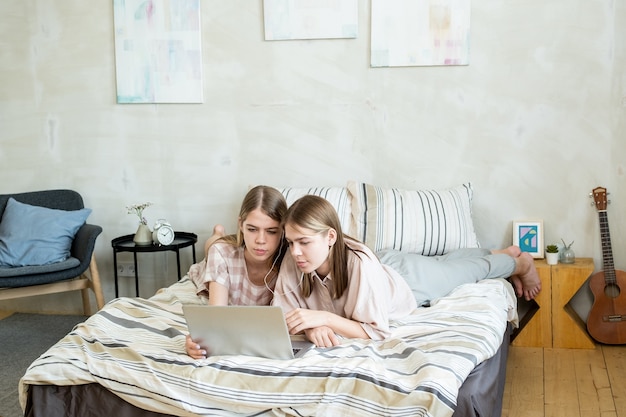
<box><xmin>512</xmin><ymin>220</ymin><xmax>544</xmax><ymax>258</ymax></box>
<box><xmin>263</xmin><ymin>0</ymin><xmax>358</xmax><ymax>40</ymax></box>
<box><xmin>113</xmin><ymin>0</ymin><xmax>203</xmax><ymax>104</ymax></box>
<box><xmin>371</xmin><ymin>0</ymin><xmax>471</xmax><ymax>67</ymax></box>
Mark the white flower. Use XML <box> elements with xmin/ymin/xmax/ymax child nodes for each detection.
<box><xmin>126</xmin><ymin>202</ymin><xmax>152</xmax><ymax>225</ymax></box>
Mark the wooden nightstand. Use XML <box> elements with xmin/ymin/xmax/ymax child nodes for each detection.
<box><xmin>511</xmin><ymin>258</ymin><xmax>596</xmax><ymax>349</ymax></box>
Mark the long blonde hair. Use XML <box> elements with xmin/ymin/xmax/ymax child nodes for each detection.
<box><xmin>283</xmin><ymin>195</ymin><xmax>363</xmax><ymax>299</ymax></box>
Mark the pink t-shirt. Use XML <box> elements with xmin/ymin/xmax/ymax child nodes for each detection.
<box><xmin>188</xmin><ymin>241</ymin><xmax>274</xmax><ymax>306</ymax></box>
<box><xmin>272</xmin><ymin>239</ymin><xmax>417</xmax><ymax>340</ymax></box>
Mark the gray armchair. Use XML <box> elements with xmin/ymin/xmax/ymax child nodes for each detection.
<box><xmin>0</xmin><ymin>190</ymin><xmax>105</xmax><ymax>315</ymax></box>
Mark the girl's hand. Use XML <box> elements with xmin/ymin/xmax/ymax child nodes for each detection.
<box><xmin>304</xmin><ymin>326</ymin><xmax>340</xmax><ymax>347</ymax></box>
<box><xmin>285</xmin><ymin>308</ymin><xmax>330</xmax><ymax>335</ymax></box>
<box><xmin>185</xmin><ymin>334</ymin><xmax>207</xmax><ymax>359</ymax></box>
<box><xmin>286</xmin><ymin>308</ymin><xmax>340</xmax><ymax>346</ymax></box>
<box><xmin>285</xmin><ymin>308</ymin><xmax>371</xmax><ymax>342</ymax></box>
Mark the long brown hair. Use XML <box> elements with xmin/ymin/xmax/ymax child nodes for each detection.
<box><xmin>283</xmin><ymin>195</ymin><xmax>363</xmax><ymax>299</ymax></box>
<box><xmin>220</xmin><ymin>185</ymin><xmax>288</xmax><ymax>267</ymax></box>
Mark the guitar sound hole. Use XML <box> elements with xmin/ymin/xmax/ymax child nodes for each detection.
<box><xmin>604</xmin><ymin>283</ymin><xmax>621</xmax><ymax>298</ymax></box>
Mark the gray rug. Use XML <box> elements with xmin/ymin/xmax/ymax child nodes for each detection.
<box><xmin>0</xmin><ymin>313</ymin><xmax>86</xmax><ymax>417</ymax></box>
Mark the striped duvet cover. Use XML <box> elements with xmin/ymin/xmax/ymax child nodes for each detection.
<box><xmin>20</xmin><ymin>277</ymin><xmax>517</xmax><ymax>417</ymax></box>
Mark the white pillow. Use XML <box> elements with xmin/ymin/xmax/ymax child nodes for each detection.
<box><xmin>279</xmin><ymin>187</ymin><xmax>353</xmax><ymax>235</ymax></box>
<box><xmin>347</xmin><ymin>181</ymin><xmax>479</xmax><ymax>255</ymax></box>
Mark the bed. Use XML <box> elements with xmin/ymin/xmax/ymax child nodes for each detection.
<box><xmin>19</xmin><ymin>182</ymin><xmax>519</xmax><ymax>417</ymax></box>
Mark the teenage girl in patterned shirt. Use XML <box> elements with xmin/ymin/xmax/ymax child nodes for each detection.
<box><xmin>185</xmin><ymin>185</ymin><xmax>287</xmax><ymax>359</ymax></box>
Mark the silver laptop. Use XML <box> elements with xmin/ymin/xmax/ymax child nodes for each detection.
<box><xmin>183</xmin><ymin>305</ymin><xmax>315</xmax><ymax>360</ymax></box>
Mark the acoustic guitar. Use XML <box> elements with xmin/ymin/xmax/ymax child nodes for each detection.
<box><xmin>587</xmin><ymin>186</ymin><xmax>626</xmax><ymax>344</ymax></box>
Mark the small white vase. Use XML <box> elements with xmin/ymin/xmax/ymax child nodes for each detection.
<box><xmin>546</xmin><ymin>252</ymin><xmax>559</xmax><ymax>265</ymax></box>
<box><xmin>133</xmin><ymin>223</ymin><xmax>152</xmax><ymax>246</ymax></box>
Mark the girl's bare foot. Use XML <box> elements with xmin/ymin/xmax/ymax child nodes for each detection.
<box><xmin>492</xmin><ymin>245</ymin><xmax>522</xmax><ymax>258</ymax></box>
<box><xmin>204</xmin><ymin>225</ymin><xmax>226</xmax><ymax>258</ymax></box>
<box><xmin>509</xmin><ymin>275</ymin><xmax>524</xmax><ymax>299</ymax></box>
<box><xmin>511</xmin><ymin>252</ymin><xmax>541</xmax><ymax>300</ymax></box>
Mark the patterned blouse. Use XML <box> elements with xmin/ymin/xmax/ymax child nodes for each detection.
<box><xmin>188</xmin><ymin>241</ymin><xmax>274</xmax><ymax>306</ymax></box>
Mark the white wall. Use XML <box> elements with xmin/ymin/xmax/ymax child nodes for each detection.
<box><xmin>1</xmin><ymin>0</ymin><xmax>625</xmax><ymax>315</ymax></box>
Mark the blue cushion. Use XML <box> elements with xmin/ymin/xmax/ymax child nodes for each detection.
<box><xmin>0</xmin><ymin>198</ymin><xmax>92</xmax><ymax>267</ymax></box>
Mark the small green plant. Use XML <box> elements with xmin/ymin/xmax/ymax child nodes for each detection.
<box><xmin>546</xmin><ymin>244</ymin><xmax>559</xmax><ymax>253</ymax></box>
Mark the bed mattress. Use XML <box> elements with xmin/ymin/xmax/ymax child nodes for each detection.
<box><xmin>21</xmin><ymin>277</ymin><xmax>517</xmax><ymax>417</ymax></box>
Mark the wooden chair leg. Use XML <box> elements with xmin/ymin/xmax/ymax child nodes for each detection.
<box><xmin>81</xmin><ymin>286</ymin><xmax>92</xmax><ymax>316</ymax></box>
<box><xmin>89</xmin><ymin>254</ymin><xmax>105</xmax><ymax>310</ymax></box>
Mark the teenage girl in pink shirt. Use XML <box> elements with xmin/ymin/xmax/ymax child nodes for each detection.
<box><xmin>272</xmin><ymin>195</ymin><xmax>417</xmax><ymax>348</ymax></box>
<box><xmin>273</xmin><ymin>195</ymin><xmax>540</xmax><ymax>349</ymax></box>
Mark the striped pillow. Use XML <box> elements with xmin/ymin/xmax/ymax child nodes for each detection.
<box><xmin>279</xmin><ymin>187</ymin><xmax>354</xmax><ymax>235</ymax></box>
<box><xmin>347</xmin><ymin>181</ymin><xmax>479</xmax><ymax>255</ymax></box>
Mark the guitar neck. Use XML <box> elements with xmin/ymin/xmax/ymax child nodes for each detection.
<box><xmin>599</xmin><ymin>210</ymin><xmax>617</xmax><ymax>284</ymax></box>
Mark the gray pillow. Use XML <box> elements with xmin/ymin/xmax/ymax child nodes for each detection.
<box><xmin>0</xmin><ymin>198</ymin><xmax>91</xmax><ymax>267</ymax></box>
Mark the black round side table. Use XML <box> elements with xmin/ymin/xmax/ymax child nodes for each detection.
<box><xmin>112</xmin><ymin>231</ymin><xmax>197</xmax><ymax>297</ymax></box>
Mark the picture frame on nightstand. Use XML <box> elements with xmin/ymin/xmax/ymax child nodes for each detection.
<box><xmin>512</xmin><ymin>220</ymin><xmax>544</xmax><ymax>258</ymax></box>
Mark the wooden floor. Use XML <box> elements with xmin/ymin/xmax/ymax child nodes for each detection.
<box><xmin>502</xmin><ymin>344</ymin><xmax>626</xmax><ymax>417</ymax></box>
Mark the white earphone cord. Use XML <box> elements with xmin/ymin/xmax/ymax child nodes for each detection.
<box><xmin>263</xmin><ymin>242</ymin><xmax>304</xmax><ymax>297</ymax></box>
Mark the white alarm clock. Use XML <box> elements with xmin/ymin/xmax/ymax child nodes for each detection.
<box><xmin>152</xmin><ymin>219</ymin><xmax>175</xmax><ymax>246</ymax></box>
